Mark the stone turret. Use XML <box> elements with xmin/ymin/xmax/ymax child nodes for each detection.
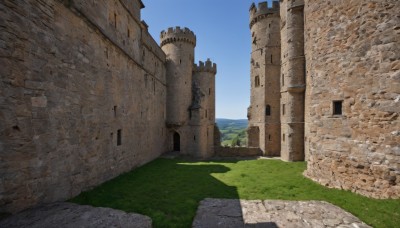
<box><xmin>192</xmin><ymin>59</ymin><xmax>217</xmax><ymax>158</ymax></box>
<box><xmin>248</xmin><ymin>1</ymin><xmax>281</xmax><ymax>156</ymax></box>
<box><xmin>280</xmin><ymin>0</ymin><xmax>305</xmax><ymax>161</ymax></box>
<box><xmin>161</xmin><ymin>26</ymin><xmax>196</xmax><ymax>126</ymax></box>
<box><xmin>160</xmin><ymin>27</ymin><xmax>196</xmax><ymax>47</ymax></box>
<box><xmin>249</xmin><ymin>1</ymin><xmax>280</xmax><ymax>29</ymax></box>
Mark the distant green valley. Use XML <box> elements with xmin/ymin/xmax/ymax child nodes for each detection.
<box><xmin>216</xmin><ymin>118</ymin><xmax>248</xmax><ymax>147</ymax></box>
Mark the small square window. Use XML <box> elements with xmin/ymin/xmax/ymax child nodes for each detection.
<box><xmin>333</xmin><ymin>101</ymin><xmax>343</xmax><ymax>115</ymax></box>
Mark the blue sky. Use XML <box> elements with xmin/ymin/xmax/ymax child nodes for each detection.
<box><xmin>142</xmin><ymin>0</ymin><xmax>273</xmax><ymax>119</ymax></box>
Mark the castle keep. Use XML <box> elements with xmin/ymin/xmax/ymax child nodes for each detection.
<box><xmin>248</xmin><ymin>0</ymin><xmax>400</xmax><ymax>198</ymax></box>
<box><xmin>0</xmin><ymin>0</ymin><xmax>216</xmax><ymax>213</ymax></box>
<box><xmin>0</xmin><ymin>0</ymin><xmax>399</xmax><ymax>216</ymax></box>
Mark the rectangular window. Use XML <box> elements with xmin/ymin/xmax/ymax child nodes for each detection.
<box><xmin>113</xmin><ymin>106</ymin><xmax>117</xmax><ymax>117</ymax></box>
<box><xmin>255</xmin><ymin>76</ymin><xmax>260</xmax><ymax>87</ymax></box>
<box><xmin>333</xmin><ymin>100</ymin><xmax>343</xmax><ymax>115</ymax></box>
<box><xmin>283</xmin><ymin>134</ymin><xmax>285</xmax><ymax>142</ymax></box>
<box><xmin>265</xmin><ymin>105</ymin><xmax>271</xmax><ymax>116</ymax></box>
<box><xmin>117</xmin><ymin>129</ymin><xmax>122</xmax><ymax>146</ymax></box>
<box><xmin>282</xmin><ymin>104</ymin><xmax>285</xmax><ymax>115</ymax></box>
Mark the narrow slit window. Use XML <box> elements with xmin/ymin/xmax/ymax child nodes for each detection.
<box><xmin>265</xmin><ymin>105</ymin><xmax>271</xmax><ymax>116</ymax></box>
<box><xmin>282</xmin><ymin>104</ymin><xmax>285</xmax><ymax>115</ymax></box>
<box><xmin>333</xmin><ymin>100</ymin><xmax>343</xmax><ymax>115</ymax></box>
<box><xmin>282</xmin><ymin>74</ymin><xmax>284</xmax><ymax>86</ymax></box>
<box><xmin>255</xmin><ymin>76</ymin><xmax>260</xmax><ymax>87</ymax></box>
<box><xmin>117</xmin><ymin>129</ymin><xmax>122</xmax><ymax>146</ymax></box>
<box><xmin>269</xmin><ymin>135</ymin><xmax>271</xmax><ymax>141</ymax></box>
<box><xmin>283</xmin><ymin>134</ymin><xmax>285</xmax><ymax>142</ymax></box>
<box><xmin>114</xmin><ymin>106</ymin><xmax>117</xmax><ymax>117</ymax></box>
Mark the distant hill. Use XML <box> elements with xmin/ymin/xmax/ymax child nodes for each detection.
<box><xmin>216</xmin><ymin>118</ymin><xmax>248</xmax><ymax>147</ymax></box>
<box><xmin>216</xmin><ymin>118</ymin><xmax>248</xmax><ymax>129</ymax></box>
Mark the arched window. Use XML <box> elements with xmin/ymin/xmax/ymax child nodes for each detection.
<box><xmin>265</xmin><ymin>105</ymin><xmax>271</xmax><ymax>116</ymax></box>
<box><xmin>255</xmin><ymin>76</ymin><xmax>260</xmax><ymax>87</ymax></box>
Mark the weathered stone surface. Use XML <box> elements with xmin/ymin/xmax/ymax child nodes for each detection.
<box><xmin>0</xmin><ymin>202</ymin><xmax>151</xmax><ymax>228</ymax></box>
<box><xmin>0</xmin><ymin>0</ymin><xmax>168</xmax><ymax>213</ymax></box>
<box><xmin>304</xmin><ymin>0</ymin><xmax>400</xmax><ymax>199</ymax></box>
<box><xmin>193</xmin><ymin>198</ymin><xmax>371</xmax><ymax>228</ymax></box>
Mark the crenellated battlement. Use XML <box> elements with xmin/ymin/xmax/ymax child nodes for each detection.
<box><xmin>160</xmin><ymin>26</ymin><xmax>196</xmax><ymax>47</ymax></box>
<box><xmin>249</xmin><ymin>1</ymin><xmax>280</xmax><ymax>29</ymax></box>
<box><xmin>193</xmin><ymin>59</ymin><xmax>217</xmax><ymax>74</ymax></box>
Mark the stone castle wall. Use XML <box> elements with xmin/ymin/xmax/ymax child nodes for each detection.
<box><xmin>304</xmin><ymin>0</ymin><xmax>400</xmax><ymax>198</ymax></box>
<box><xmin>215</xmin><ymin>147</ymin><xmax>262</xmax><ymax>157</ymax></box>
<box><xmin>0</xmin><ymin>0</ymin><xmax>168</xmax><ymax>213</ymax></box>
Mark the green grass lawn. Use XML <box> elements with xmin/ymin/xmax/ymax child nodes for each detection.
<box><xmin>70</xmin><ymin>158</ymin><xmax>400</xmax><ymax>228</ymax></box>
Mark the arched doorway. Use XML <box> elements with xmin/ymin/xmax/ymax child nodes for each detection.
<box><xmin>173</xmin><ymin>132</ymin><xmax>180</xmax><ymax>151</ymax></box>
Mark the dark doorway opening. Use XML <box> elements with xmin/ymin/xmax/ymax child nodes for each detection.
<box><xmin>173</xmin><ymin>132</ymin><xmax>180</xmax><ymax>151</ymax></box>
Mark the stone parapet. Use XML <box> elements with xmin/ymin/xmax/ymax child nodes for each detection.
<box><xmin>249</xmin><ymin>1</ymin><xmax>280</xmax><ymax>29</ymax></box>
<box><xmin>160</xmin><ymin>26</ymin><xmax>196</xmax><ymax>47</ymax></box>
<box><xmin>193</xmin><ymin>59</ymin><xmax>217</xmax><ymax>74</ymax></box>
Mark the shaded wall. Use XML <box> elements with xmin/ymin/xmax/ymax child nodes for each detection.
<box><xmin>0</xmin><ymin>0</ymin><xmax>167</xmax><ymax>213</ymax></box>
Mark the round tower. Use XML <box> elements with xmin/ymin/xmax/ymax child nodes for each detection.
<box><xmin>248</xmin><ymin>1</ymin><xmax>281</xmax><ymax>155</ymax></box>
<box><xmin>192</xmin><ymin>59</ymin><xmax>217</xmax><ymax>158</ymax></box>
<box><xmin>280</xmin><ymin>0</ymin><xmax>305</xmax><ymax>161</ymax></box>
<box><xmin>160</xmin><ymin>26</ymin><xmax>196</xmax><ymax>126</ymax></box>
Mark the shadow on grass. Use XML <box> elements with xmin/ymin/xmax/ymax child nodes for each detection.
<box><xmin>70</xmin><ymin>158</ymin><xmax>240</xmax><ymax>227</ymax></box>
<box><xmin>70</xmin><ymin>158</ymin><xmax>400</xmax><ymax>228</ymax></box>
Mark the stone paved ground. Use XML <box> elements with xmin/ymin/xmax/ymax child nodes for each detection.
<box><xmin>0</xmin><ymin>202</ymin><xmax>151</xmax><ymax>228</ymax></box>
<box><xmin>193</xmin><ymin>198</ymin><xmax>371</xmax><ymax>228</ymax></box>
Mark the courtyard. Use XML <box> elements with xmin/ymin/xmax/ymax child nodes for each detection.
<box><xmin>67</xmin><ymin>158</ymin><xmax>399</xmax><ymax>227</ymax></box>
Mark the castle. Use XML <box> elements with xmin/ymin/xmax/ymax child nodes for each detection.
<box><xmin>248</xmin><ymin>0</ymin><xmax>399</xmax><ymax>198</ymax></box>
<box><xmin>0</xmin><ymin>0</ymin><xmax>399</xmax><ymax>215</ymax></box>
